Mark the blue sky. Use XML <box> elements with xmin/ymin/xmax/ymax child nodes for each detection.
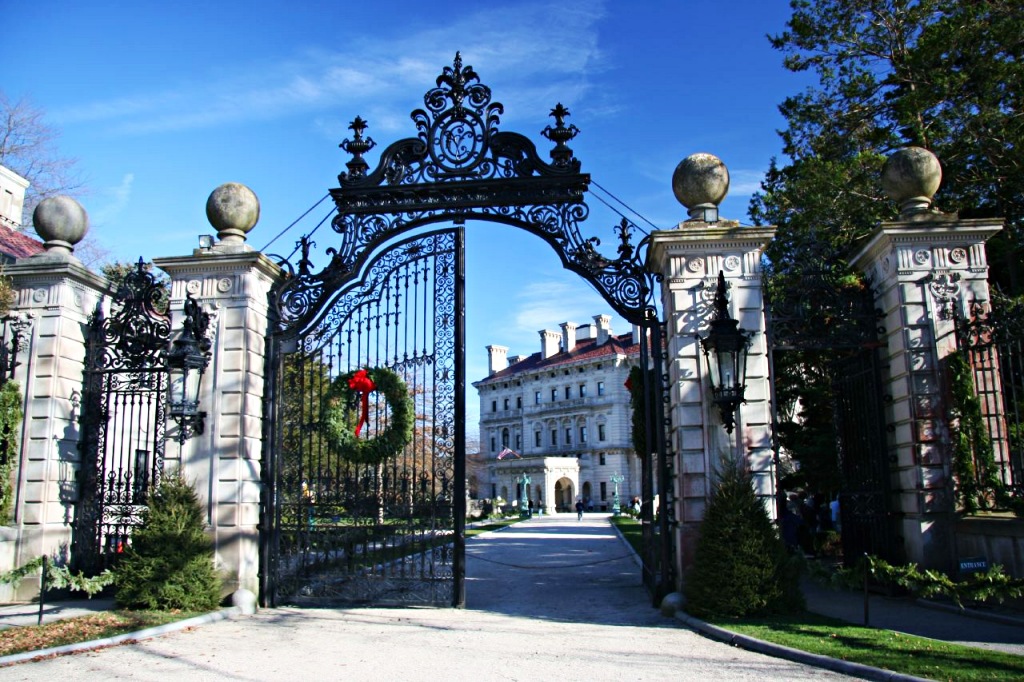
<box><xmin>4</xmin><ymin>1</ymin><xmax>811</xmax><ymax>436</ymax></box>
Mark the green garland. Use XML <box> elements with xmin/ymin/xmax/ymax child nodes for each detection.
<box><xmin>322</xmin><ymin>367</ymin><xmax>413</xmax><ymax>464</ymax></box>
<box><xmin>627</xmin><ymin>366</ymin><xmax>647</xmax><ymax>459</ymax></box>
<box><xmin>0</xmin><ymin>381</ymin><xmax>24</xmax><ymax>522</ymax></box>
<box><xmin>829</xmin><ymin>555</ymin><xmax>1024</xmax><ymax>609</ymax></box>
<box><xmin>0</xmin><ymin>556</ymin><xmax>114</xmax><ymax>597</ymax></box>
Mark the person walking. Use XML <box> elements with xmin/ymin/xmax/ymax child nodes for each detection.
<box><xmin>575</xmin><ymin>499</ymin><xmax>584</xmax><ymax>521</ymax></box>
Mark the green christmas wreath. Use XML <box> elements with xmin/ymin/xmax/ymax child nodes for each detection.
<box><xmin>322</xmin><ymin>367</ymin><xmax>414</xmax><ymax>464</ymax></box>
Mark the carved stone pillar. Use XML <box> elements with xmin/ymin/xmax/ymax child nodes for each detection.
<box><xmin>154</xmin><ymin>183</ymin><xmax>282</xmax><ymax>597</ymax></box>
<box><xmin>851</xmin><ymin>148</ymin><xmax>1001</xmax><ymax>569</ymax></box>
<box><xmin>647</xmin><ymin>153</ymin><xmax>775</xmax><ymax>586</ymax></box>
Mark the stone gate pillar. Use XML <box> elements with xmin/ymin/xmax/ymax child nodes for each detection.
<box><xmin>154</xmin><ymin>183</ymin><xmax>282</xmax><ymax>598</ymax></box>
<box><xmin>0</xmin><ymin>198</ymin><xmax>107</xmax><ymax>600</ymax></box>
<box><xmin>647</xmin><ymin>154</ymin><xmax>775</xmax><ymax>584</ymax></box>
<box><xmin>851</xmin><ymin>148</ymin><xmax>1001</xmax><ymax>570</ymax></box>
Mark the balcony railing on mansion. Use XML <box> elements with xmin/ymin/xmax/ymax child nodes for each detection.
<box><xmin>956</xmin><ymin>303</ymin><xmax>1024</xmax><ymax>491</ymax></box>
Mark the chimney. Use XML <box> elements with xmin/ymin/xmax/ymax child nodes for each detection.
<box><xmin>593</xmin><ymin>314</ymin><xmax>612</xmax><ymax>345</ymax></box>
<box><xmin>560</xmin><ymin>321</ymin><xmax>578</xmax><ymax>353</ymax></box>
<box><xmin>540</xmin><ymin>329</ymin><xmax>561</xmax><ymax>359</ymax></box>
<box><xmin>487</xmin><ymin>345</ymin><xmax>509</xmax><ymax>375</ymax></box>
<box><xmin>509</xmin><ymin>354</ymin><xmax>527</xmax><ymax>365</ymax></box>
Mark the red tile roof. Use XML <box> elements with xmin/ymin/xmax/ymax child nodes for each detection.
<box><xmin>0</xmin><ymin>226</ymin><xmax>44</xmax><ymax>260</ymax></box>
<box><xmin>477</xmin><ymin>331</ymin><xmax>639</xmax><ymax>384</ymax></box>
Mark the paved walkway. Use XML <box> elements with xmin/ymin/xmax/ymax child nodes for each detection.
<box><xmin>0</xmin><ymin>513</ymin><xmax>1021</xmax><ymax>680</ymax></box>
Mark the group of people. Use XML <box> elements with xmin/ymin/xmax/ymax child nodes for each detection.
<box><xmin>778</xmin><ymin>491</ymin><xmax>840</xmax><ymax>555</ymax></box>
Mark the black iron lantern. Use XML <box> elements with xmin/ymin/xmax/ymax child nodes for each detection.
<box><xmin>166</xmin><ymin>294</ymin><xmax>210</xmax><ymax>443</ymax></box>
<box><xmin>698</xmin><ymin>271</ymin><xmax>752</xmax><ymax>434</ymax></box>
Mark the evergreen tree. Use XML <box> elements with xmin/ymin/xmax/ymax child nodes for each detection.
<box><xmin>752</xmin><ymin>0</ymin><xmax>1023</xmax><ymax>494</ymax></box>
<box><xmin>115</xmin><ymin>471</ymin><xmax>221</xmax><ymax>611</ymax></box>
<box><xmin>684</xmin><ymin>459</ymin><xmax>803</xmax><ymax>619</ymax></box>
<box><xmin>755</xmin><ymin>0</ymin><xmax>1024</xmax><ymax>289</ymax></box>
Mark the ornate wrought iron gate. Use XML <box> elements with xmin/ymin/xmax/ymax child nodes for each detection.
<box><xmin>765</xmin><ymin>255</ymin><xmax>895</xmax><ymax>564</ymax></box>
<box><xmin>75</xmin><ymin>262</ymin><xmax>171</xmax><ymax>572</ymax></box>
<box><xmin>264</xmin><ymin>229</ymin><xmax>464</xmax><ymax>606</ymax></box>
<box><xmin>832</xmin><ymin>348</ymin><xmax>894</xmax><ymax>561</ymax></box>
<box><xmin>262</xmin><ymin>53</ymin><xmax>671</xmax><ymax>606</ymax></box>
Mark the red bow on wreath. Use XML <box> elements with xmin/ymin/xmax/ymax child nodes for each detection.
<box><xmin>347</xmin><ymin>368</ymin><xmax>376</xmax><ymax>437</ymax></box>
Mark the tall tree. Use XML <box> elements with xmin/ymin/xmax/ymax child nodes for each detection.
<box><xmin>0</xmin><ymin>91</ymin><xmax>84</xmax><ymax>228</ymax></box>
<box><xmin>753</xmin><ymin>0</ymin><xmax>1024</xmax><ymax>288</ymax></box>
<box><xmin>751</xmin><ymin>0</ymin><xmax>1024</xmax><ymax>495</ymax></box>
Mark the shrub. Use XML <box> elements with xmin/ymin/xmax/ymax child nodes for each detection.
<box><xmin>114</xmin><ymin>471</ymin><xmax>221</xmax><ymax>611</ymax></box>
<box><xmin>684</xmin><ymin>458</ymin><xmax>804</xmax><ymax>619</ymax></box>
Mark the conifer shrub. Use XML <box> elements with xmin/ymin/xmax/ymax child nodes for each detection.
<box><xmin>114</xmin><ymin>471</ymin><xmax>222</xmax><ymax>611</ymax></box>
<box><xmin>683</xmin><ymin>458</ymin><xmax>804</xmax><ymax>619</ymax></box>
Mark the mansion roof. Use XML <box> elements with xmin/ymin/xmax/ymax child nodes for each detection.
<box><xmin>0</xmin><ymin>226</ymin><xmax>44</xmax><ymax>261</ymax></box>
<box><xmin>476</xmin><ymin>331</ymin><xmax>639</xmax><ymax>386</ymax></box>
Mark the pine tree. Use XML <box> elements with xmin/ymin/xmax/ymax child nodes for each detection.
<box><xmin>684</xmin><ymin>459</ymin><xmax>803</xmax><ymax>619</ymax></box>
<box><xmin>114</xmin><ymin>471</ymin><xmax>221</xmax><ymax>611</ymax></box>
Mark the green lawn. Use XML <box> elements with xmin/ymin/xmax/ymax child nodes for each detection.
<box><xmin>716</xmin><ymin>612</ymin><xmax>1024</xmax><ymax>682</ymax></box>
<box><xmin>609</xmin><ymin>515</ymin><xmax>1024</xmax><ymax>681</ymax></box>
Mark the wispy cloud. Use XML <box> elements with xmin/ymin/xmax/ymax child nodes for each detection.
<box><xmin>728</xmin><ymin>168</ymin><xmax>766</xmax><ymax>196</ymax></box>
<box><xmin>91</xmin><ymin>173</ymin><xmax>134</xmax><ymax>226</ymax></box>
<box><xmin>504</xmin><ymin>277</ymin><xmax>626</xmax><ymax>349</ymax></box>
<box><xmin>53</xmin><ymin>2</ymin><xmax>608</xmax><ymax>137</ymax></box>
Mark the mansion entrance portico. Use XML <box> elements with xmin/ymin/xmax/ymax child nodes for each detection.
<box><xmin>491</xmin><ymin>456</ymin><xmax>581</xmax><ymax>514</ymax></box>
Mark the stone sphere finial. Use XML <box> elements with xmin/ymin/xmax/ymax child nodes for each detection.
<box><xmin>882</xmin><ymin>147</ymin><xmax>942</xmax><ymax>217</ymax></box>
<box><xmin>672</xmin><ymin>153</ymin><xmax>730</xmax><ymax>222</ymax></box>
<box><xmin>32</xmin><ymin>196</ymin><xmax>89</xmax><ymax>259</ymax></box>
<box><xmin>206</xmin><ymin>183</ymin><xmax>260</xmax><ymax>245</ymax></box>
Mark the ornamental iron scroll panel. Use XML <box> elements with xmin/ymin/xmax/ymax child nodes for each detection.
<box><xmin>264</xmin><ymin>229</ymin><xmax>463</xmax><ymax>607</ymax></box>
<box><xmin>764</xmin><ymin>248</ymin><xmax>895</xmax><ymax>565</ymax></box>
<box><xmin>955</xmin><ymin>301</ymin><xmax>1024</xmax><ymax>491</ymax></box>
<box><xmin>75</xmin><ymin>260</ymin><xmax>171</xmax><ymax>573</ymax></box>
<box><xmin>272</xmin><ymin>53</ymin><xmax>656</xmax><ymax>334</ymax></box>
<box><xmin>265</xmin><ymin>53</ymin><xmax>670</xmax><ymax>604</ymax></box>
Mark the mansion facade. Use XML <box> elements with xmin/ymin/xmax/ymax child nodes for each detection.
<box><xmin>473</xmin><ymin>314</ymin><xmax>643</xmax><ymax>514</ymax></box>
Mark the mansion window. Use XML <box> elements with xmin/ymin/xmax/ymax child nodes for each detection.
<box><xmin>598</xmin><ymin>423</ymin><xmax>606</xmax><ymax>441</ymax></box>
<box><xmin>551</xmin><ymin>388</ymin><xmax>558</xmax><ymax>402</ymax></box>
<box><xmin>535</xmin><ymin>431</ymin><xmax>542</xmax><ymax>447</ymax></box>
<box><xmin>579</xmin><ymin>426</ymin><xmax>587</xmax><ymax>443</ymax></box>
<box><xmin>535</xmin><ymin>391</ymin><xmax>541</xmax><ymax>405</ymax></box>
<box><xmin>502</xmin><ymin>428</ymin><xmax>509</xmax><ymax>447</ymax></box>
<box><xmin>599</xmin><ymin>452</ymin><xmax>606</xmax><ymax>465</ymax></box>
<box><xmin>578</xmin><ymin>384</ymin><xmax>587</xmax><ymax>398</ymax></box>
<box><xmin>516</xmin><ymin>396</ymin><xmax>523</xmax><ymax>409</ymax></box>
<box><xmin>597</xmin><ymin>381</ymin><xmax>605</xmax><ymax>396</ymax></box>
<box><xmin>550</xmin><ymin>429</ymin><xmax>557</xmax><ymax>446</ymax></box>
<box><xmin>564</xmin><ymin>428</ymin><xmax>572</xmax><ymax>445</ymax></box>
<box><xmin>600</xmin><ymin>481</ymin><xmax>607</xmax><ymax>501</ymax></box>
<box><xmin>564</xmin><ymin>386</ymin><xmax>571</xmax><ymax>399</ymax></box>
<box><xmin>490</xmin><ymin>437</ymin><xmax>496</xmax><ymax>452</ymax></box>
<box><xmin>515</xmin><ymin>434</ymin><xmax>522</xmax><ymax>450</ymax></box>
<box><xmin>503</xmin><ymin>398</ymin><xmax>509</xmax><ymax>410</ymax></box>
<box><xmin>491</xmin><ymin>400</ymin><xmax>497</xmax><ymax>413</ymax></box>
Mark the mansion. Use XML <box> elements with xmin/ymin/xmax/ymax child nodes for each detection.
<box><xmin>473</xmin><ymin>314</ymin><xmax>643</xmax><ymax>514</ymax></box>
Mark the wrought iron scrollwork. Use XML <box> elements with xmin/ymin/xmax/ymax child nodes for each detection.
<box><xmin>99</xmin><ymin>259</ymin><xmax>172</xmax><ymax>370</ymax></box>
<box><xmin>0</xmin><ymin>313</ymin><xmax>32</xmax><ymax>389</ymax></box>
<box><xmin>272</xmin><ymin>52</ymin><xmax>656</xmax><ymax>336</ymax></box>
<box><xmin>76</xmin><ymin>258</ymin><xmax>171</xmax><ymax>572</ymax></box>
